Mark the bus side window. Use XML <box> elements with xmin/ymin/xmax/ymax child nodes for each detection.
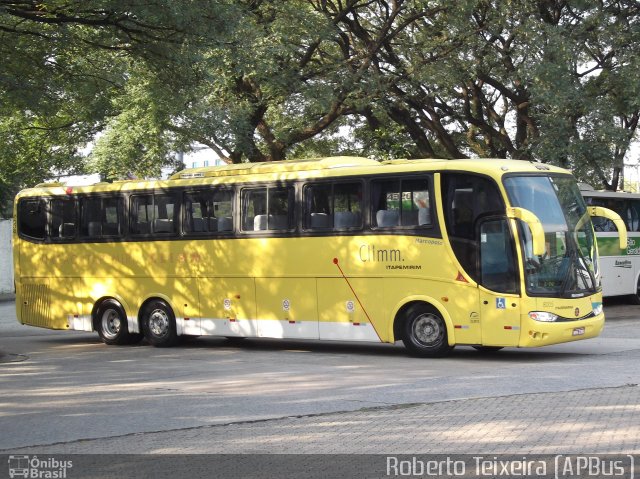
<box><xmin>242</xmin><ymin>187</ymin><xmax>293</xmax><ymax>232</ymax></box>
<box><xmin>371</xmin><ymin>178</ymin><xmax>431</xmax><ymax>229</ymax></box>
<box><xmin>103</xmin><ymin>198</ymin><xmax>123</xmax><ymax>236</ymax></box>
<box><xmin>624</xmin><ymin>201</ymin><xmax>640</xmax><ymax>232</ymax></box>
<box><xmin>154</xmin><ymin>194</ymin><xmax>178</xmax><ymax>235</ymax></box>
<box><xmin>185</xmin><ymin>190</ymin><xmax>233</xmax><ymax>234</ymax></box>
<box><xmin>333</xmin><ymin>183</ymin><xmax>362</xmax><ymax>229</ymax></box>
<box><xmin>212</xmin><ymin>190</ymin><xmax>233</xmax><ymax>232</ymax></box>
<box><xmin>50</xmin><ymin>198</ymin><xmax>76</xmax><ymax>240</ymax></box>
<box><xmin>242</xmin><ymin>189</ymin><xmax>266</xmax><ymax>231</ymax></box>
<box><xmin>80</xmin><ymin>197</ymin><xmax>103</xmax><ymax>237</ymax></box>
<box><xmin>304</xmin><ymin>182</ymin><xmax>362</xmax><ymax>231</ymax></box>
<box><xmin>268</xmin><ymin>187</ymin><xmax>292</xmax><ymax>231</ymax></box>
<box><xmin>80</xmin><ymin>197</ymin><xmax>123</xmax><ymax>238</ymax></box>
<box><xmin>18</xmin><ymin>198</ymin><xmax>47</xmax><ymax>241</ymax></box>
<box><xmin>130</xmin><ymin>195</ymin><xmax>153</xmax><ymax>235</ymax></box>
<box><xmin>442</xmin><ymin>174</ymin><xmax>503</xmax><ymax>282</ymax></box>
<box><xmin>305</xmin><ymin>184</ymin><xmax>332</xmax><ymax>229</ymax></box>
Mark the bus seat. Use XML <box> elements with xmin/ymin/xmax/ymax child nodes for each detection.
<box><xmin>207</xmin><ymin>217</ymin><xmax>218</xmax><ymax>232</ymax></box>
<box><xmin>334</xmin><ymin>211</ymin><xmax>358</xmax><ymax>228</ymax></box>
<box><xmin>418</xmin><ymin>207</ymin><xmax>431</xmax><ymax>225</ymax></box>
<box><xmin>60</xmin><ymin>223</ymin><xmax>75</xmax><ymax>237</ymax></box>
<box><xmin>310</xmin><ymin>212</ymin><xmax>331</xmax><ymax>228</ymax></box>
<box><xmin>154</xmin><ymin>219</ymin><xmax>173</xmax><ymax>233</ymax></box>
<box><xmin>88</xmin><ymin>221</ymin><xmax>102</xmax><ymax>237</ymax></box>
<box><xmin>376</xmin><ymin>209</ymin><xmax>399</xmax><ymax>227</ymax></box>
<box><xmin>218</xmin><ymin>217</ymin><xmax>233</xmax><ymax>232</ymax></box>
<box><xmin>254</xmin><ymin>215</ymin><xmax>268</xmax><ymax>231</ymax></box>
<box><xmin>192</xmin><ymin>218</ymin><xmax>204</xmax><ymax>232</ymax></box>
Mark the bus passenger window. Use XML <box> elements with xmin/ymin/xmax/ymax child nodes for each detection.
<box><xmin>131</xmin><ymin>195</ymin><xmax>153</xmax><ymax>235</ymax></box>
<box><xmin>305</xmin><ymin>184</ymin><xmax>332</xmax><ymax>229</ymax></box>
<box><xmin>103</xmin><ymin>198</ymin><xmax>122</xmax><ymax>236</ymax></box>
<box><xmin>185</xmin><ymin>190</ymin><xmax>233</xmax><ymax>234</ymax></box>
<box><xmin>304</xmin><ymin>182</ymin><xmax>362</xmax><ymax>230</ymax></box>
<box><xmin>131</xmin><ymin>194</ymin><xmax>178</xmax><ymax>236</ymax></box>
<box><xmin>80</xmin><ymin>197</ymin><xmax>123</xmax><ymax>238</ymax></box>
<box><xmin>242</xmin><ymin>186</ymin><xmax>293</xmax><ymax>232</ymax></box>
<box><xmin>18</xmin><ymin>198</ymin><xmax>46</xmax><ymax>240</ymax></box>
<box><xmin>371</xmin><ymin>178</ymin><xmax>431</xmax><ymax>228</ymax></box>
<box><xmin>50</xmin><ymin>199</ymin><xmax>76</xmax><ymax>240</ymax></box>
<box><xmin>154</xmin><ymin>194</ymin><xmax>178</xmax><ymax>234</ymax></box>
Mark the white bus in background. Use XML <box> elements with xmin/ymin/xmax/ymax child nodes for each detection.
<box><xmin>581</xmin><ymin>185</ymin><xmax>640</xmax><ymax>303</ymax></box>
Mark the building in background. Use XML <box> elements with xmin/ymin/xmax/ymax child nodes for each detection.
<box><xmin>0</xmin><ymin>220</ymin><xmax>13</xmax><ymax>294</ymax></box>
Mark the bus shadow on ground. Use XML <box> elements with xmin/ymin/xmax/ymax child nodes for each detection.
<box><xmin>19</xmin><ymin>331</ymin><xmax>595</xmax><ymax>363</ymax></box>
<box><xmin>177</xmin><ymin>335</ymin><xmax>585</xmax><ymax>363</ymax></box>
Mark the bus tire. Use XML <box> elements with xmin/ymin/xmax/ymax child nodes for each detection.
<box><xmin>401</xmin><ymin>304</ymin><xmax>453</xmax><ymax>357</ymax></box>
<box><xmin>142</xmin><ymin>299</ymin><xmax>179</xmax><ymax>347</ymax></box>
<box><xmin>96</xmin><ymin>299</ymin><xmax>142</xmax><ymax>345</ymax></box>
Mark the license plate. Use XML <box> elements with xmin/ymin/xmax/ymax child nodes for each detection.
<box><xmin>572</xmin><ymin>327</ymin><xmax>585</xmax><ymax>336</ymax></box>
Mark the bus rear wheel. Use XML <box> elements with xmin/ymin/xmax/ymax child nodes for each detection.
<box><xmin>142</xmin><ymin>300</ymin><xmax>179</xmax><ymax>347</ymax></box>
<box><xmin>96</xmin><ymin>299</ymin><xmax>142</xmax><ymax>345</ymax></box>
<box><xmin>401</xmin><ymin>304</ymin><xmax>453</xmax><ymax>358</ymax></box>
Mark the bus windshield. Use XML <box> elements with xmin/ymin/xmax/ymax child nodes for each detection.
<box><xmin>504</xmin><ymin>175</ymin><xmax>599</xmax><ymax>298</ymax></box>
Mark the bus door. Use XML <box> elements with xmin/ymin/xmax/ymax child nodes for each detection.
<box><xmin>441</xmin><ymin>173</ymin><xmax>521</xmax><ymax>346</ymax></box>
<box><xmin>477</xmin><ymin>217</ymin><xmax>521</xmax><ymax>347</ymax></box>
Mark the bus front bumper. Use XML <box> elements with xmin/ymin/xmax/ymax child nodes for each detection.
<box><xmin>518</xmin><ymin>312</ymin><xmax>605</xmax><ymax>348</ymax></box>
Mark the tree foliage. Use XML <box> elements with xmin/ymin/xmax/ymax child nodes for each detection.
<box><xmin>1</xmin><ymin>0</ymin><xmax>639</xmax><ymax>214</ymax></box>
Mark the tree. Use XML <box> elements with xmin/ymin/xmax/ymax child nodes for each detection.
<box><xmin>1</xmin><ymin>0</ymin><xmax>638</xmax><ymax>214</ymax></box>
<box><xmin>0</xmin><ymin>0</ymin><xmax>237</xmax><ymax>209</ymax></box>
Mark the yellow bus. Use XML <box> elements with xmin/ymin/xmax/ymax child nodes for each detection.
<box><xmin>12</xmin><ymin>157</ymin><xmax>627</xmax><ymax>357</ymax></box>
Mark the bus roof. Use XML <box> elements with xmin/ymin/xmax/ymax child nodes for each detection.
<box><xmin>16</xmin><ymin>157</ymin><xmax>572</xmax><ymax>197</ymax></box>
<box><xmin>580</xmin><ymin>189</ymin><xmax>640</xmax><ymax>199</ymax></box>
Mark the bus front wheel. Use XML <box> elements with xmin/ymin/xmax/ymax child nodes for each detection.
<box><xmin>142</xmin><ymin>300</ymin><xmax>179</xmax><ymax>347</ymax></box>
<box><xmin>401</xmin><ymin>304</ymin><xmax>453</xmax><ymax>358</ymax></box>
<box><xmin>95</xmin><ymin>299</ymin><xmax>142</xmax><ymax>345</ymax></box>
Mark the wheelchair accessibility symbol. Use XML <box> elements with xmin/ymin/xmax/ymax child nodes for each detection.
<box><xmin>496</xmin><ymin>298</ymin><xmax>506</xmax><ymax>309</ymax></box>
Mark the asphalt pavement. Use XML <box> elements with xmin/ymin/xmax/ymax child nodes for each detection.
<box><xmin>1</xmin><ymin>298</ymin><xmax>639</xmax><ymax>455</ymax></box>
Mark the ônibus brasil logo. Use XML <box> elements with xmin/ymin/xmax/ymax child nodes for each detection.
<box><xmin>8</xmin><ymin>455</ymin><xmax>73</xmax><ymax>479</ymax></box>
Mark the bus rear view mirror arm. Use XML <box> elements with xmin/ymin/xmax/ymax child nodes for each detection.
<box><xmin>588</xmin><ymin>206</ymin><xmax>628</xmax><ymax>250</ymax></box>
<box><xmin>506</xmin><ymin>207</ymin><xmax>546</xmax><ymax>256</ymax></box>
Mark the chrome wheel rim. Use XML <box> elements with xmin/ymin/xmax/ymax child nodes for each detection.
<box><xmin>149</xmin><ymin>309</ymin><xmax>169</xmax><ymax>338</ymax></box>
<box><xmin>412</xmin><ymin>313</ymin><xmax>443</xmax><ymax>347</ymax></box>
<box><xmin>101</xmin><ymin>309</ymin><xmax>122</xmax><ymax>339</ymax></box>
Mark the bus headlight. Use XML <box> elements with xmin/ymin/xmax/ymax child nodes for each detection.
<box><xmin>529</xmin><ymin>311</ymin><xmax>558</xmax><ymax>322</ymax></box>
<box><xmin>592</xmin><ymin>303</ymin><xmax>603</xmax><ymax>316</ymax></box>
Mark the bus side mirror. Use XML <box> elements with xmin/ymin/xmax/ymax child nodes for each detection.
<box><xmin>588</xmin><ymin>206</ymin><xmax>628</xmax><ymax>249</ymax></box>
<box><xmin>506</xmin><ymin>207</ymin><xmax>546</xmax><ymax>256</ymax></box>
